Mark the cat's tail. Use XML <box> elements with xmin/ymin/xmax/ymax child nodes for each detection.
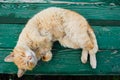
<box><xmin>87</xmin><ymin>24</ymin><xmax>98</xmax><ymax>69</ymax></box>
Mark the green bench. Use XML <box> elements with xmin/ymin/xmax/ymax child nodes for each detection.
<box><xmin>0</xmin><ymin>0</ymin><xmax>120</xmax><ymax>76</ymax></box>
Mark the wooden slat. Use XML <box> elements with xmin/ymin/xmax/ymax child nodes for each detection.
<box><xmin>0</xmin><ymin>0</ymin><xmax>104</xmax><ymax>2</ymax></box>
<box><xmin>0</xmin><ymin>3</ymin><xmax>120</xmax><ymax>25</ymax></box>
<box><xmin>0</xmin><ymin>24</ymin><xmax>120</xmax><ymax>49</ymax></box>
<box><xmin>0</xmin><ymin>49</ymin><xmax>120</xmax><ymax>75</ymax></box>
<box><xmin>0</xmin><ymin>0</ymin><xmax>120</xmax><ymax>5</ymax></box>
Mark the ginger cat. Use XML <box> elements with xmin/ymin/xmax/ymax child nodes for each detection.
<box><xmin>4</xmin><ymin>7</ymin><xmax>98</xmax><ymax>77</ymax></box>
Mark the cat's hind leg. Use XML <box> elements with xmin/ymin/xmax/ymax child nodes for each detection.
<box><xmin>59</xmin><ymin>36</ymin><xmax>79</xmax><ymax>49</ymax></box>
<box><xmin>87</xmin><ymin>25</ymin><xmax>98</xmax><ymax>69</ymax></box>
<box><xmin>89</xmin><ymin>52</ymin><xmax>96</xmax><ymax>69</ymax></box>
<box><xmin>42</xmin><ymin>51</ymin><xmax>52</xmax><ymax>62</ymax></box>
<box><xmin>85</xmin><ymin>40</ymin><xmax>97</xmax><ymax>69</ymax></box>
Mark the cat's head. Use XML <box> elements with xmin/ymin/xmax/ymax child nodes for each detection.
<box><xmin>4</xmin><ymin>47</ymin><xmax>38</xmax><ymax>77</ymax></box>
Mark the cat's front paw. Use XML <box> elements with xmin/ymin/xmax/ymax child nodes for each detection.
<box><xmin>42</xmin><ymin>51</ymin><xmax>52</xmax><ymax>62</ymax></box>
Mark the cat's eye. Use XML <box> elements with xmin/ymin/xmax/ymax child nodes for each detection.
<box><xmin>21</xmin><ymin>55</ymin><xmax>25</xmax><ymax>57</ymax></box>
<box><xmin>20</xmin><ymin>53</ymin><xmax>26</xmax><ymax>57</ymax></box>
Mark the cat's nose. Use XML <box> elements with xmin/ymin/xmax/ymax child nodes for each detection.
<box><xmin>28</xmin><ymin>56</ymin><xmax>32</xmax><ymax>60</ymax></box>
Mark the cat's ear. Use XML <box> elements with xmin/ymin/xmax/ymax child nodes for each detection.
<box><xmin>17</xmin><ymin>69</ymin><xmax>26</xmax><ymax>78</ymax></box>
<box><xmin>4</xmin><ymin>52</ymin><xmax>14</xmax><ymax>62</ymax></box>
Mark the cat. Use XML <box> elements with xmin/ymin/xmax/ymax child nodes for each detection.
<box><xmin>4</xmin><ymin>7</ymin><xmax>98</xmax><ymax>77</ymax></box>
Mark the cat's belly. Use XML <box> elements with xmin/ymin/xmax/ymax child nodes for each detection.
<box><xmin>58</xmin><ymin>36</ymin><xmax>80</xmax><ymax>49</ymax></box>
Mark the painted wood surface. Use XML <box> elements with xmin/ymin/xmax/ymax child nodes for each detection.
<box><xmin>0</xmin><ymin>2</ymin><xmax>120</xmax><ymax>75</ymax></box>
<box><xmin>0</xmin><ymin>0</ymin><xmax>120</xmax><ymax>5</ymax></box>
<box><xmin>0</xmin><ymin>3</ymin><xmax>120</xmax><ymax>21</ymax></box>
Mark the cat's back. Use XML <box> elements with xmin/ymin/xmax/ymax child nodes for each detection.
<box><xmin>37</xmin><ymin>7</ymin><xmax>85</xmax><ymax>19</ymax></box>
<box><xmin>33</xmin><ymin>7</ymin><xmax>87</xmax><ymax>28</ymax></box>
<box><xmin>35</xmin><ymin>7</ymin><xmax>67</xmax><ymax>22</ymax></box>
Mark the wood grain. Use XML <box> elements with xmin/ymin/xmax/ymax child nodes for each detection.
<box><xmin>0</xmin><ymin>3</ymin><xmax>120</xmax><ymax>22</ymax></box>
